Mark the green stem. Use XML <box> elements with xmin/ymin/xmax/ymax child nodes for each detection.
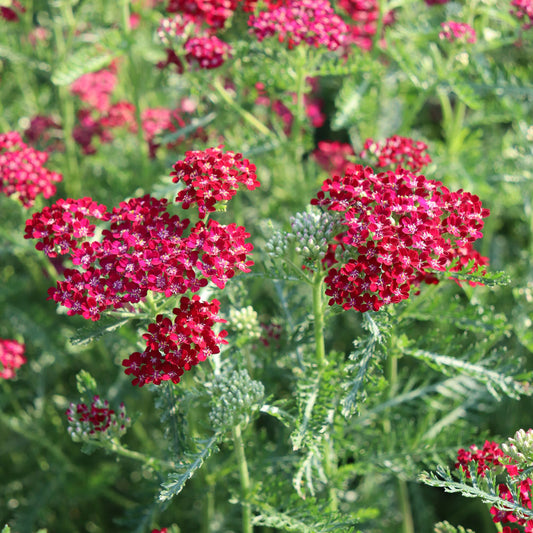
<box><xmin>212</xmin><ymin>77</ymin><xmax>273</xmax><ymax>139</ymax></box>
<box><xmin>107</xmin><ymin>439</ymin><xmax>176</xmax><ymax>470</ymax></box>
<box><xmin>232</xmin><ymin>423</ymin><xmax>253</xmax><ymax>533</ymax></box>
<box><xmin>385</xmin><ymin>349</ymin><xmax>414</xmax><ymax>533</ymax></box>
<box><xmin>312</xmin><ymin>271</ymin><xmax>326</xmax><ymax>369</ymax></box>
<box><xmin>437</xmin><ymin>88</ymin><xmax>467</xmax><ymax>160</ymax></box>
<box><xmin>372</xmin><ymin>0</ymin><xmax>386</xmax><ymax>55</ymax></box>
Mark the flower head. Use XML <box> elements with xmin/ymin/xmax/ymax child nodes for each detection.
<box><xmin>0</xmin><ymin>339</ymin><xmax>26</xmax><ymax>380</ymax></box>
<box><xmin>171</xmin><ymin>145</ymin><xmax>259</xmax><ymax>218</ymax></box>
<box><xmin>249</xmin><ymin>0</ymin><xmax>349</xmax><ymax>51</ymax></box>
<box><xmin>0</xmin><ymin>131</ymin><xmax>62</xmax><ymax>207</ymax></box>
<box><xmin>511</xmin><ymin>0</ymin><xmax>533</xmax><ymax>30</ymax></box>
<box><xmin>310</xmin><ymin>165</ymin><xmax>489</xmax><ymax>311</ymax></box>
<box><xmin>439</xmin><ymin>21</ymin><xmax>477</xmax><ymax>44</ymax></box>
<box><xmin>71</xmin><ymin>64</ymin><xmax>118</xmax><ymax>113</ymax></box>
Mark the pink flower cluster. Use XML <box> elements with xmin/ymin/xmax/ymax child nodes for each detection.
<box><xmin>0</xmin><ymin>131</ymin><xmax>62</xmax><ymax>207</ymax></box>
<box><xmin>439</xmin><ymin>21</ymin><xmax>477</xmax><ymax>44</ymax></box>
<box><xmin>360</xmin><ymin>135</ymin><xmax>432</xmax><ymax>172</ymax></box>
<box><xmin>70</xmin><ymin>64</ymin><xmax>137</xmax><ymax>155</ymax></box>
<box><xmin>511</xmin><ymin>0</ymin><xmax>533</xmax><ymax>30</ymax></box>
<box><xmin>338</xmin><ymin>0</ymin><xmax>395</xmax><ymax>51</ymax></box>
<box><xmin>248</xmin><ymin>0</ymin><xmax>349</xmax><ymax>51</ymax></box>
<box><xmin>311</xmin><ymin>165</ymin><xmax>489</xmax><ymax>312</ymax></box>
<box><xmin>456</xmin><ymin>440</ymin><xmax>533</xmax><ymax>532</ymax></box>
<box><xmin>66</xmin><ymin>395</ymin><xmax>129</xmax><ymax>435</ymax></box>
<box><xmin>171</xmin><ymin>145</ymin><xmax>259</xmax><ymax>218</ymax></box>
<box><xmin>312</xmin><ymin>141</ymin><xmax>355</xmax><ymax>175</ymax></box>
<box><xmin>0</xmin><ymin>339</ymin><xmax>26</xmax><ymax>380</ymax></box>
<box><xmin>157</xmin><ymin>13</ymin><xmax>232</xmax><ymax>71</ymax></box>
<box><xmin>123</xmin><ymin>296</ymin><xmax>228</xmax><ymax>386</ymax></box>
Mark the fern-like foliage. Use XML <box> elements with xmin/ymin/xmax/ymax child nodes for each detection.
<box><xmin>158</xmin><ymin>434</ymin><xmax>220</xmax><ymax>502</ymax></box>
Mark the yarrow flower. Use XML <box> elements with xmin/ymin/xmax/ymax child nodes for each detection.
<box><xmin>360</xmin><ymin>135</ymin><xmax>432</xmax><ymax>172</ymax></box>
<box><xmin>439</xmin><ymin>21</ymin><xmax>477</xmax><ymax>44</ymax></box>
<box><xmin>122</xmin><ymin>296</ymin><xmax>228</xmax><ymax>386</ymax></box>
<box><xmin>455</xmin><ymin>438</ymin><xmax>533</xmax><ymax>531</ymax></box>
<box><xmin>166</xmin><ymin>0</ymin><xmax>238</xmax><ymax>29</ymax></box>
<box><xmin>0</xmin><ymin>0</ymin><xmax>24</xmax><ymax>21</ymax></box>
<box><xmin>425</xmin><ymin>0</ymin><xmax>449</xmax><ymax>4</ymax></box>
<box><xmin>0</xmin><ymin>339</ymin><xmax>26</xmax><ymax>379</ymax></box>
<box><xmin>310</xmin><ymin>164</ymin><xmax>489</xmax><ymax>312</ymax></box>
<box><xmin>511</xmin><ymin>0</ymin><xmax>533</xmax><ymax>30</ymax></box>
<box><xmin>66</xmin><ymin>395</ymin><xmax>130</xmax><ymax>441</ymax></box>
<box><xmin>248</xmin><ymin>0</ymin><xmax>349</xmax><ymax>51</ymax></box>
<box><xmin>171</xmin><ymin>145</ymin><xmax>259</xmax><ymax>218</ymax></box>
<box><xmin>0</xmin><ymin>131</ymin><xmax>62</xmax><ymax>207</ymax></box>
<box><xmin>71</xmin><ymin>64</ymin><xmax>118</xmax><ymax>113</ymax></box>
<box><xmin>312</xmin><ymin>141</ymin><xmax>355</xmax><ymax>175</ymax></box>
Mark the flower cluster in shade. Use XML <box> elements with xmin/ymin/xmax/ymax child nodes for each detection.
<box><xmin>66</xmin><ymin>395</ymin><xmax>130</xmax><ymax>441</ymax></box>
<box><xmin>157</xmin><ymin>14</ymin><xmax>232</xmax><ymax>71</ymax></box>
<box><xmin>26</xmin><ymin>147</ymin><xmax>258</xmax><ymax>386</ymax></box>
<box><xmin>0</xmin><ymin>0</ymin><xmax>24</xmax><ymax>21</ymax></box>
<box><xmin>0</xmin><ymin>339</ymin><xmax>26</xmax><ymax>380</ymax></box>
<box><xmin>337</xmin><ymin>0</ymin><xmax>396</xmax><ymax>52</ymax></box>
<box><xmin>249</xmin><ymin>0</ymin><xmax>349</xmax><ymax>50</ymax></box>
<box><xmin>439</xmin><ymin>21</ymin><xmax>477</xmax><ymax>44</ymax></box>
<box><xmin>511</xmin><ymin>0</ymin><xmax>533</xmax><ymax>30</ymax></box>
<box><xmin>313</xmin><ymin>135</ymin><xmax>432</xmax><ymax>177</ymax></box>
<box><xmin>455</xmin><ymin>439</ymin><xmax>533</xmax><ymax>532</ymax></box>
<box><xmin>310</xmin><ymin>164</ymin><xmax>489</xmax><ymax>312</ymax></box>
<box><xmin>0</xmin><ymin>132</ymin><xmax>62</xmax><ymax>207</ymax></box>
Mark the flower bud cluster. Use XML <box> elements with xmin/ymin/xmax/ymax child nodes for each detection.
<box><xmin>208</xmin><ymin>369</ymin><xmax>264</xmax><ymax>431</ymax></box>
<box><xmin>265</xmin><ymin>229</ymin><xmax>289</xmax><ymax>258</ymax></box>
<box><xmin>289</xmin><ymin>208</ymin><xmax>337</xmax><ymax>263</ymax></box>
<box><xmin>0</xmin><ymin>339</ymin><xmax>26</xmax><ymax>380</ymax></box>
<box><xmin>228</xmin><ymin>306</ymin><xmax>262</xmax><ymax>343</ymax></box>
<box><xmin>248</xmin><ymin>0</ymin><xmax>349</xmax><ymax>51</ymax></box>
<box><xmin>0</xmin><ymin>131</ymin><xmax>62</xmax><ymax>207</ymax></box>
<box><xmin>66</xmin><ymin>395</ymin><xmax>130</xmax><ymax>442</ymax></box>
<box><xmin>502</xmin><ymin>429</ymin><xmax>533</xmax><ymax>467</ymax></box>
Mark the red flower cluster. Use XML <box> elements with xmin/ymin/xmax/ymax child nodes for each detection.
<box><xmin>66</xmin><ymin>395</ymin><xmax>129</xmax><ymax>435</ymax></box>
<box><xmin>248</xmin><ymin>0</ymin><xmax>349</xmax><ymax>50</ymax></box>
<box><xmin>455</xmin><ymin>440</ymin><xmax>533</xmax><ymax>532</ymax></box>
<box><xmin>425</xmin><ymin>0</ymin><xmax>449</xmax><ymax>4</ymax></box>
<box><xmin>338</xmin><ymin>0</ymin><xmax>395</xmax><ymax>51</ymax></box>
<box><xmin>439</xmin><ymin>21</ymin><xmax>477</xmax><ymax>44</ymax></box>
<box><xmin>311</xmin><ymin>165</ymin><xmax>489</xmax><ymax>312</ymax></box>
<box><xmin>24</xmin><ymin>115</ymin><xmax>63</xmax><ymax>152</ymax></box>
<box><xmin>171</xmin><ymin>146</ymin><xmax>259</xmax><ymax>218</ymax></box>
<box><xmin>123</xmin><ymin>296</ymin><xmax>228</xmax><ymax>386</ymax></box>
<box><xmin>166</xmin><ymin>0</ymin><xmax>238</xmax><ymax>29</ymax></box>
<box><xmin>157</xmin><ymin>14</ymin><xmax>232</xmax><ymax>72</ymax></box>
<box><xmin>360</xmin><ymin>135</ymin><xmax>432</xmax><ymax>172</ymax></box>
<box><xmin>0</xmin><ymin>0</ymin><xmax>24</xmax><ymax>22</ymax></box>
<box><xmin>312</xmin><ymin>141</ymin><xmax>355</xmax><ymax>175</ymax></box>
<box><xmin>511</xmin><ymin>0</ymin><xmax>533</xmax><ymax>30</ymax></box>
<box><xmin>0</xmin><ymin>131</ymin><xmax>62</xmax><ymax>207</ymax></box>
<box><xmin>0</xmin><ymin>339</ymin><xmax>26</xmax><ymax>380</ymax></box>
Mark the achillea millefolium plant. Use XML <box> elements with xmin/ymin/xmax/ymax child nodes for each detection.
<box><xmin>1</xmin><ymin>0</ymin><xmax>533</xmax><ymax>532</ymax></box>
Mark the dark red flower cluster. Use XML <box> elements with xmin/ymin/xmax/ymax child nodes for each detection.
<box><xmin>0</xmin><ymin>0</ymin><xmax>24</xmax><ymax>22</ymax></box>
<box><xmin>24</xmin><ymin>115</ymin><xmax>63</xmax><ymax>152</ymax></box>
<box><xmin>360</xmin><ymin>135</ymin><xmax>432</xmax><ymax>173</ymax></box>
<box><xmin>338</xmin><ymin>0</ymin><xmax>395</xmax><ymax>51</ymax></box>
<box><xmin>0</xmin><ymin>131</ymin><xmax>62</xmax><ymax>207</ymax></box>
<box><xmin>166</xmin><ymin>0</ymin><xmax>238</xmax><ymax>29</ymax></box>
<box><xmin>66</xmin><ymin>395</ymin><xmax>129</xmax><ymax>435</ymax></box>
<box><xmin>171</xmin><ymin>146</ymin><xmax>259</xmax><ymax>218</ymax></box>
<box><xmin>439</xmin><ymin>21</ymin><xmax>477</xmax><ymax>43</ymax></box>
<box><xmin>248</xmin><ymin>0</ymin><xmax>349</xmax><ymax>50</ymax></box>
<box><xmin>310</xmin><ymin>164</ymin><xmax>489</xmax><ymax>312</ymax></box>
<box><xmin>0</xmin><ymin>339</ymin><xmax>26</xmax><ymax>380</ymax></box>
<box><xmin>312</xmin><ymin>140</ymin><xmax>355</xmax><ymax>175</ymax></box>
<box><xmin>455</xmin><ymin>440</ymin><xmax>533</xmax><ymax>532</ymax></box>
<box><xmin>123</xmin><ymin>296</ymin><xmax>228</xmax><ymax>386</ymax></box>
<box><xmin>157</xmin><ymin>13</ymin><xmax>232</xmax><ymax>72</ymax></box>
<box><xmin>511</xmin><ymin>0</ymin><xmax>533</xmax><ymax>30</ymax></box>
<box><xmin>425</xmin><ymin>0</ymin><xmax>449</xmax><ymax>4</ymax></box>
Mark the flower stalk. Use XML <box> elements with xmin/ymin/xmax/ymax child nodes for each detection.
<box><xmin>232</xmin><ymin>423</ymin><xmax>253</xmax><ymax>533</ymax></box>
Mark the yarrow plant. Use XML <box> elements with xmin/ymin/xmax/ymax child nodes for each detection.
<box><xmin>0</xmin><ymin>131</ymin><xmax>62</xmax><ymax>207</ymax></box>
<box><xmin>0</xmin><ymin>339</ymin><xmax>26</xmax><ymax>380</ymax></box>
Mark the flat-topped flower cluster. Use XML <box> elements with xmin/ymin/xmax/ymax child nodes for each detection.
<box><xmin>25</xmin><ymin>147</ymin><xmax>259</xmax><ymax>386</ymax></box>
<box><xmin>311</xmin><ymin>164</ymin><xmax>489</xmax><ymax>312</ymax></box>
